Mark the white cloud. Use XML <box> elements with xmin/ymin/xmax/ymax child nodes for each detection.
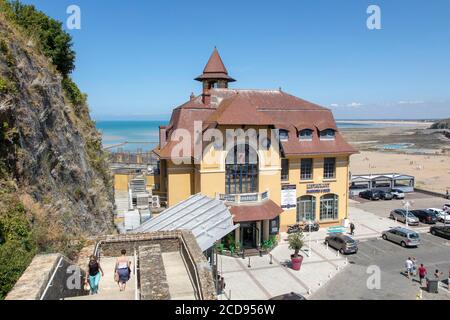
<box><xmin>347</xmin><ymin>102</ymin><xmax>363</xmax><ymax>107</ymax></box>
<box><xmin>330</xmin><ymin>103</ymin><xmax>339</xmax><ymax>107</ymax></box>
<box><xmin>397</xmin><ymin>100</ymin><xmax>424</xmax><ymax>105</ymax></box>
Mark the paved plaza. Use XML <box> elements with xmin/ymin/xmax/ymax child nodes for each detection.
<box><xmin>217</xmin><ymin>235</ymin><xmax>348</xmax><ymax>300</ymax></box>
<box><xmin>218</xmin><ymin>192</ymin><xmax>450</xmax><ymax>300</ymax></box>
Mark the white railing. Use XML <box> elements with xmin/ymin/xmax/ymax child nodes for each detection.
<box><xmin>217</xmin><ymin>190</ymin><xmax>269</xmax><ymax>204</ymax></box>
<box><xmin>40</xmin><ymin>256</ymin><xmax>64</xmax><ymax>300</ymax></box>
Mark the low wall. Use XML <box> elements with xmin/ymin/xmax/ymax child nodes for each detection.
<box><xmin>415</xmin><ymin>188</ymin><xmax>449</xmax><ymax>199</ymax></box>
<box><xmin>6</xmin><ymin>254</ymin><xmax>87</xmax><ymax>300</ymax></box>
<box><xmin>138</xmin><ymin>245</ymin><xmax>170</xmax><ymax>300</ymax></box>
<box><xmin>98</xmin><ymin>232</ymin><xmax>180</xmax><ymax>257</ymax></box>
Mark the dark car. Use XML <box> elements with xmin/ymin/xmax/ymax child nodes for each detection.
<box><xmin>430</xmin><ymin>226</ymin><xmax>450</xmax><ymax>240</ymax></box>
<box><xmin>410</xmin><ymin>209</ymin><xmax>438</xmax><ymax>224</ymax></box>
<box><xmin>269</xmin><ymin>292</ymin><xmax>307</xmax><ymax>300</ymax></box>
<box><xmin>359</xmin><ymin>190</ymin><xmax>380</xmax><ymax>201</ymax></box>
<box><xmin>324</xmin><ymin>234</ymin><xmax>358</xmax><ymax>254</ymax></box>
<box><xmin>376</xmin><ymin>190</ymin><xmax>393</xmax><ymax>200</ymax></box>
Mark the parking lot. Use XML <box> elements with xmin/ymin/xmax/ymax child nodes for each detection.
<box><xmin>311</xmin><ymin>233</ymin><xmax>450</xmax><ymax>300</ymax></box>
<box><xmin>352</xmin><ymin>192</ymin><xmax>449</xmax><ymax>229</ymax></box>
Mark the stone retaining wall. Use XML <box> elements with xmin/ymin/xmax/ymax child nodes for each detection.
<box><xmin>97</xmin><ymin>232</ymin><xmax>180</xmax><ymax>257</ymax></box>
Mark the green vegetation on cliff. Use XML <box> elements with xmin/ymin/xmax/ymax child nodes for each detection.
<box><xmin>0</xmin><ymin>0</ymin><xmax>114</xmax><ymax>299</ymax></box>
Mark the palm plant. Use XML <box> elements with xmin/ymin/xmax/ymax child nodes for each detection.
<box><xmin>288</xmin><ymin>231</ymin><xmax>304</xmax><ymax>258</ymax></box>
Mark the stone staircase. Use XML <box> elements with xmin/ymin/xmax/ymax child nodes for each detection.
<box><xmin>65</xmin><ymin>257</ymin><xmax>135</xmax><ymax>300</ymax></box>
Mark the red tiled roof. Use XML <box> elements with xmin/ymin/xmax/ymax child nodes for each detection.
<box><xmin>155</xmin><ymin>89</ymin><xmax>357</xmax><ymax>159</ymax></box>
<box><xmin>229</xmin><ymin>200</ymin><xmax>283</xmax><ymax>223</ymax></box>
<box><xmin>195</xmin><ymin>48</ymin><xmax>236</xmax><ymax>82</ymax></box>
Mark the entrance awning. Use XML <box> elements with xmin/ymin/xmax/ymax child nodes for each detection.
<box><xmin>229</xmin><ymin>200</ymin><xmax>283</xmax><ymax>223</ymax></box>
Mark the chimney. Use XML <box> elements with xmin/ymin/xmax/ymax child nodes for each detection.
<box><xmin>202</xmin><ymin>93</ymin><xmax>211</xmax><ymax>105</ymax></box>
<box><xmin>159</xmin><ymin>126</ymin><xmax>167</xmax><ymax>149</ymax></box>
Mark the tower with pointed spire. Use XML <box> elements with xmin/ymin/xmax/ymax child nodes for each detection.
<box><xmin>195</xmin><ymin>47</ymin><xmax>235</xmax><ymax>104</ymax></box>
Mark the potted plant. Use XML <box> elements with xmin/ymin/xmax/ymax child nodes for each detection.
<box><xmin>288</xmin><ymin>231</ymin><xmax>305</xmax><ymax>271</ymax></box>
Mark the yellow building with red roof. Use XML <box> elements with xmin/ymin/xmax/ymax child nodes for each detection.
<box><xmin>153</xmin><ymin>48</ymin><xmax>357</xmax><ymax>249</ymax></box>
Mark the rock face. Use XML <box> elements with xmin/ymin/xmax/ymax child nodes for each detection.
<box><xmin>0</xmin><ymin>16</ymin><xmax>114</xmax><ymax>235</ymax></box>
<box><xmin>430</xmin><ymin>118</ymin><xmax>450</xmax><ymax>130</ymax></box>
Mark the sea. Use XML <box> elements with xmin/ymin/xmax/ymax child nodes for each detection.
<box><xmin>95</xmin><ymin>120</ymin><xmax>423</xmax><ymax>152</ymax></box>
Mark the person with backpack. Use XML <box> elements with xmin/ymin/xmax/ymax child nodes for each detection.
<box><xmin>86</xmin><ymin>255</ymin><xmax>104</xmax><ymax>295</ymax></box>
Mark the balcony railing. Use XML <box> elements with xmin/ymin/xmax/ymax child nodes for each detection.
<box><xmin>217</xmin><ymin>191</ymin><xmax>269</xmax><ymax>204</ymax></box>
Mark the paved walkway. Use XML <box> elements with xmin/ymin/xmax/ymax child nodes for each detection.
<box><xmin>162</xmin><ymin>252</ymin><xmax>196</xmax><ymax>300</ymax></box>
<box><xmin>217</xmin><ymin>237</ymin><xmax>348</xmax><ymax>300</ymax></box>
<box><xmin>217</xmin><ymin>203</ymin><xmax>435</xmax><ymax>300</ymax></box>
<box><xmin>67</xmin><ymin>257</ymin><xmax>135</xmax><ymax>300</ymax></box>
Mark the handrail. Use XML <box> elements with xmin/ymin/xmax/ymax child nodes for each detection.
<box><xmin>93</xmin><ymin>241</ymin><xmax>103</xmax><ymax>261</ymax></box>
<box><xmin>134</xmin><ymin>249</ymin><xmax>139</xmax><ymax>300</ymax></box>
<box><xmin>40</xmin><ymin>256</ymin><xmax>64</xmax><ymax>300</ymax></box>
<box><xmin>179</xmin><ymin>235</ymin><xmax>204</xmax><ymax>300</ymax></box>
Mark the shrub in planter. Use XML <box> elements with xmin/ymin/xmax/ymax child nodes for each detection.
<box><xmin>288</xmin><ymin>231</ymin><xmax>305</xmax><ymax>271</ymax></box>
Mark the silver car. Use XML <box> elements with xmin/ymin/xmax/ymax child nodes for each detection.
<box><xmin>390</xmin><ymin>189</ymin><xmax>405</xmax><ymax>200</ymax></box>
<box><xmin>382</xmin><ymin>227</ymin><xmax>421</xmax><ymax>247</ymax></box>
<box><xmin>390</xmin><ymin>209</ymin><xmax>419</xmax><ymax>226</ymax></box>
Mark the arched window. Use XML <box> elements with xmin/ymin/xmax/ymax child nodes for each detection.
<box><xmin>319</xmin><ymin>129</ymin><xmax>336</xmax><ymax>140</ymax></box>
<box><xmin>225</xmin><ymin>144</ymin><xmax>259</xmax><ymax>194</ymax></box>
<box><xmin>299</xmin><ymin>129</ymin><xmax>313</xmax><ymax>141</ymax></box>
<box><xmin>279</xmin><ymin>129</ymin><xmax>289</xmax><ymax>142</ymax></box>
<box><xmin>297</xmin><ymin>196</ymin><xmax>316</xmax><ymax>222</ymax></box>
<box><xmin>320</xmin><ymin>194</ymin><xmax>339</xmax><ymax>221</ymax></box>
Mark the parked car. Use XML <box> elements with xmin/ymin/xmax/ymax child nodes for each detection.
<box><xmin>359</xmin><ymin>190</ymin><xmax>380</xmax><ymax>201</ymax></box>
<box><xmin>382</xmin><ymin>227</ymin><xmax>421</xmax><ymax>247</ymax></box>
<box><xmin>324</xmin><ymin>234</ymin><xmax>358</xmax><ymax>254</ymax></box>
<box><xmin>430</xmin><ymin>226</ymin><xmax>450</xmax><ymax>240</ymax></box>
<box><xmin>427</xmin><ymin>208</ymin><xmax>450</xmax><ymax>223</ymax></box>
<box><xmin>410</xmin><ymin>209</ymin><xmax>438</xmax><ymax>224</ymax></box>
<box><xmin>390</xmin><ymin>209</ymin><xmax>420</xmax><ymax>226</ymax></box>
<box><xmin>390</xmin><ymin>189</ymin><xmax>405</xmax><ymax>200</ymax></box>
<box><xmin>377</xmin><ymin>190</ymin><xmax>393</xmax><ymax>200</ymax></box>
<box><xmin>269</xmin><ymin>292</ymin><xmax>307</xmax><ymax>300</ymax></box>
<box><xmin>443</xmin><ymin>204</ymin><xmax>450</xmax><ymax>212</ymax></box>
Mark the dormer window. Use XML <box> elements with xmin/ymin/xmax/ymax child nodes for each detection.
<box><xmin>320</xmin><ymin>129</ymin><xmax>336</xmax><ymax>140</ymax></box>
<box><xmin>299</xmin><ymin>129</ymin><xmax>313</xmax><ymax>141</ymax></box>
<box><xmin>279</xmin><ymin>130</ymin><xmax>289</xmax><ymax>142</ymax></box>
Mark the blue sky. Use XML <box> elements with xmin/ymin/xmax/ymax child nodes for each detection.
<box><xmin>21</xmin><ymin>0</ymin><xmax>450</xmax><ymax>120</ymax></box>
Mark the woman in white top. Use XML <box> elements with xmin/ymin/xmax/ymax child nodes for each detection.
<box><xmin>115</xmin><ymin>249</ymin><xmax>132</xmax><ymax>291</ymax></box>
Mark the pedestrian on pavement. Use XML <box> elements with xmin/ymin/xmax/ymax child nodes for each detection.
<box><xmin>411</xmin><ymin>257</ymin><xmax>418</xmax><ymax>277</ymax></box>
<box><xmin>405</xmin><ymin>257</ymin><xmax>413</xmax><ymax>279</ymax></box>
<box><xmin>448</xmin><ymin>269</ymin><xmax>450</xmax><ymax>290</ymax></box>
<box><xmin>86</xmin><ymin>255</ymin><xmax>104</xmax><ymax>295</ymax></box>
<box><xmin>350</xmin><ymin>222</ymin><xmax>355</xmax><ymax>236</ymax></box>
<box><xmin>418</xmin><ymin>264</ymin><xmax>427</xmax><ymax>286</ymax></box>
<box><xmin>434</xmin><ymin>269</ymin><xmax>443</xmax><ymax>280</ymax></box>
<box><xmin>115</xmin><ymin>249</ymin><xmax>132</xmax><ymax>292</ymax></box>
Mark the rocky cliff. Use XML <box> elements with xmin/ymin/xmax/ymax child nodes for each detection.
<box><xmin>0</xmin><ymin>2</ymin><xmax>114</xmax><ymax>297</ymax></box>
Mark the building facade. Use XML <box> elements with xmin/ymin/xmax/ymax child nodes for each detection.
<box><xmin>153</xmin><ymin>48</ymin><xmax>357</xmax><ymax>250</ymax></box>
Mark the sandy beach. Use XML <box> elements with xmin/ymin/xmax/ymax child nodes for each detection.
<box><xmin>342</xmin><ymin>122</ymin><xmax>450</xmax><ymax>194</ymax></box>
